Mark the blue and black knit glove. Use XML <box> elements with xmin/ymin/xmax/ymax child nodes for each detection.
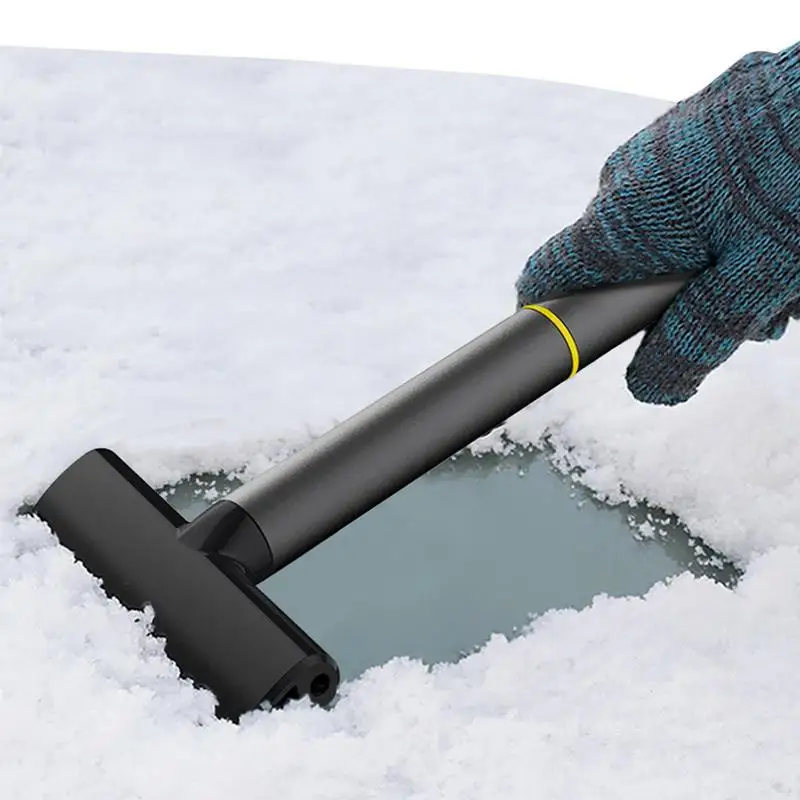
<box><xmin>515</xmin><ymin>42</ymin><xmax>800</xmax><ymax>405</ymax></box>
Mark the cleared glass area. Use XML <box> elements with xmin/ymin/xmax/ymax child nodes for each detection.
<box><xmin>164</xmin><ymin>444</ymin><xmax>738</xmax><ymax>683</ymax></box>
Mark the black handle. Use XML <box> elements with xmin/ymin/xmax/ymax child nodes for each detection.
<box><xmin>205</xmin><ymin>274</ymin><xmax>691</xmax><ymax>579</ymax></box>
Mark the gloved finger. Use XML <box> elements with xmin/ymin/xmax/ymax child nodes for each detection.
<box><xmin>750</xmin><ymin>296</ymin><xmax>800</xmax><ymax>341</ymax></box>
<box><xmin>516</xmin><ymin>180</ymin><xmax>706</xmax><ymax>309</ymax></box>
<box><xmin>750</xmin><ymin>309</ymin><xmax>791</xmax><ymax>341</ymax></box>
<box><xmin>516</xmin><ymin>201</ymin><xmax>629</xmax><ymax>306</ymax></box>
<box><xmin>625</xmin><ymin>251</ymin><xmax>797</xmax><ymax>404</ymax></box>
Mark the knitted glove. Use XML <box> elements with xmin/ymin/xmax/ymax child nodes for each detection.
<box><xmin>515</xmin><ymin>43</ymin><xmax>800</xmax><ymax>405</ymax></box>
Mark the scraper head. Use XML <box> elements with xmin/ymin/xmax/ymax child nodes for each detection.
<box><xmin>34</xmin><ymin>448</ymin><xmax>339</xmax><ymax>721</ymax></box>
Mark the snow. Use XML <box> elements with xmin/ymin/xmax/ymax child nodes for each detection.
<box><xmin>2</xmin><ymin>45</ymin><xmax>800</xmax><ymax>798</ymax></box>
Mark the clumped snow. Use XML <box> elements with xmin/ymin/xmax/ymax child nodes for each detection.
<box><xmin>1</xmin><ymin>46</ymin><xmax>799</xmax><ymax>799</ymax></box>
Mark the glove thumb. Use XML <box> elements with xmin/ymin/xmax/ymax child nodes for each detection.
<box><xmin>515</xmin><ymin>208</ymin><xmax>634</xmax><ymax>307</ymax></box>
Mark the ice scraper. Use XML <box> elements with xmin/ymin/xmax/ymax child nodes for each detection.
<box><xmin>33</xmin><ymin>274</ymin><xmax>689</xmax><ymax>720</ymax></box>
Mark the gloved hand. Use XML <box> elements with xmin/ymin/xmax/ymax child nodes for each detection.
<box><xmin>515</xmin><ymin>43</ymin><xmax>800</xmax><ymax>405</ymax></box>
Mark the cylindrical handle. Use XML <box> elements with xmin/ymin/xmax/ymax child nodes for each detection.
<box><xmin>225</xmin><ymin>274</ymin><xmax>690</xmax><ymax>578</ymax></box>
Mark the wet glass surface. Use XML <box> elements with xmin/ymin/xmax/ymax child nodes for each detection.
<box><xmin>163</xmin><ymin>444</ymin><xmax>739</xmax><ymax>683</ymax></box>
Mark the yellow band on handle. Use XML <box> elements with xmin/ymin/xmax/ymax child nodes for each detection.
<box><xmin>522</xmin><ymin>304</ymin><xmax>580</xmax><ymax>378</ymax></box>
